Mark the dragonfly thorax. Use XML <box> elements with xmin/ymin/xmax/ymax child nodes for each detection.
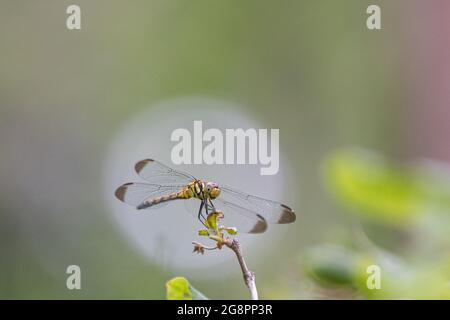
<box><xmin>188</xmin><ymin>180</ymin><xmax>221</xmax><ymax>200</ymax></box>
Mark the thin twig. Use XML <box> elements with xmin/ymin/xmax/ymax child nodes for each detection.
<box><xmin>223</xmin><ymin>238</ymin><xmax>259</xmax><ymax>300</ymax></box>
<box><xmin>192</xmin><ymin>210</ymin><xmax>259</xmax><ymax>300</ymax></box>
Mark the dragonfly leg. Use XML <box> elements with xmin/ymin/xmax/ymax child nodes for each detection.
<box><xmin>208</xmin><ymin>198</ymin><xmax>216</xmax><ymax>210</ymax></box>
<box><xmin>197</xmin><ymin>201</ymin><xmax>208</xmax><ymax>228</ymax></box>
<box><xmin>202</xmin><ymin>199</ymin><xmax>210</xmax><ymax>221</ymax></box>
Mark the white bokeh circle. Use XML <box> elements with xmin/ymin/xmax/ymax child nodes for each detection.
<box><xmin>103</xmin><ymin>97</ymin><xmax>294</xmax><ymax>278</ymax></box>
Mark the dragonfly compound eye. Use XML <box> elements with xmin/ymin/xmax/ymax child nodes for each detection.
<box><xmin>210</xmin><ymin>187</ymin><xmax>221</xmax><ymax>199</ymax></box>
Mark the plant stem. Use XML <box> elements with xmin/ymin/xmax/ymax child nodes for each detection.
<box><xmin>224</xmin><ymin>238</ymin><xmax>259</xmax><ymax>300</ymax></box>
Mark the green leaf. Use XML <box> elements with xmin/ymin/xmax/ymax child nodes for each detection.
<box><xmin>304</xmin><ymin>245</ymin><xmax>358</xmax><ymax>286</ymax></box>
<box><xmin>412</xmin><ymin>160</ymin><xmax>450</xmax><ymax>212</ymax></box>
<box><xmin>165</xmin><ymin>277</ymin><xmax>208</xmax><ymax>300</ymax></box>
<box><xmin>323</xmin><ymin>148</ymin><xmax>422</xmax><ymax>225</ymax></box>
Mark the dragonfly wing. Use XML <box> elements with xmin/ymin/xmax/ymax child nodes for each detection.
<box><xmin>219</xmin><ymin>186</ymin><xmax>296</xmax><ymax>224</ymax></box>
<box><xmin>134</xmin><ymin>159</ymin><xmax>195</xmax><ymax>185</ymax></box>
<box><xmin>115</xmin><ymin>182</ymin><xmax>184</xmax><ymax>209</ymax></box>
<box><xmin>183</xmin><ymin>197</ymin><xmax>204</xmax><ymax>218</ymax></box>
<box><xmin>209</xmin><ymin>200</ymin><xmax>268</xmax><ymax>234</ymax></box>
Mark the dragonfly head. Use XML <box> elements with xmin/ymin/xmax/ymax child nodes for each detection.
<box><xmin>205</xmin><ymin>182</ymin><xmax>221</xmax><ymax>199</ymax></box>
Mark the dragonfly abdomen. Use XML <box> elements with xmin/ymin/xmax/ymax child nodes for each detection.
<box><xmin>137</xmin><ymin>191</ymin><xmax>187</xmax><ymax>210</ymax></box>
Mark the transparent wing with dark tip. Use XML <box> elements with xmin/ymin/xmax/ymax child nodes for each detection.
<box><xmin>208</xmin><ymin>200</ymin><xmax>268</xmax><ymax>234</ymax></box>
<box><xmin>183</xmin><ymin>199</ymin><xmax>268</xmax><ymax>234</ymax></box>
<box><xmin>201</xmin><ymin>199</ymin><xmax>267</xmax><ymax>234</ymax></box>
<box><xmin>218</xmin><ymin>186</ymin><xmax>296</xmax><ymax>224</ymax></box>
<box><xmin>115</xmin><ymin>182</ymin><xmax>185</xmax><ymax>210</ymax></box>
<box><xmin>134</xmin><ymin>159</ymin><xmax>196</xmax><ymax>185</ymax></box>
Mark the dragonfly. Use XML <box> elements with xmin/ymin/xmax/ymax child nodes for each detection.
<box><xmin>114</xmin><ymin>159</ymin><xmax>296</xmax><ymax>234</ymax></box>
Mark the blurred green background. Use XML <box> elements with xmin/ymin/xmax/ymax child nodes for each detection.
<box><xmin>1</xmin><ymin>1</ymin><xmax>449</xmax><ymax>299</ymax></box>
